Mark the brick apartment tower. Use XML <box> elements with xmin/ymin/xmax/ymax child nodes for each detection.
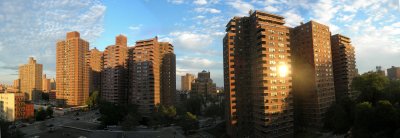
<box><xmin>191</xmin><ymin>70</ymin><xmax>216</xmax><ymax>95</ymax></box>
<box><xmin>181</xmin><ymin>73</ymin><xmax>195</xmax><ymax>91</ymax></box>
<box><xmin>291</xmin><ymin>21</ymin><xmax>335</xmax><ymax>127</ymax></box>
<box><xmin>42</xmin><ymin>74</ymin><xmax>51</xmax><ymax>93</ymax></box>
<box><xmin>223</xmin><ymin>10</ymin><xmax>293</xmax><ymax>137</ymax></box>
<box><xmin>131</xmin><ymin>37</ymin><xmax>161</xmax><ymax>114</ymax></box>
<box><xmin>387</xmin><ymin>66</ymin><xmax>400</xmax><ymax>80</ymax></box>
<box><xmin>130</xmin><ymin>37</ymin><xmax>176</xmax><ymax>114</ymax></box>
<box><xmin>56</xmin><ymin>31</ymin><xmax>89</xmax><ymax>106</ymax></box>
<box><xmin>19</xmin><ymin>57</ymin><xmax>43</xmax><ymax>102</ymax></box>
<box><xmin>331</xmin><ymin>34</ymin><xmax>357</xmax><ymax>99</ymax></box>
<box><xmin>13</xmin><ymin>79</ymin><xmax>20</xmax><ymax>90</ymax></box>
<box><xmin>159</xmin><ymin>42</ymin><xmax>176</xmax><ymax>106</ymax></box>
<box><xmin>87</xmin><ymin>47</ymin><xmax>103</xmax><ymax>93</ymax></box>
<box><xmin>101</xmin><ymin>35</ymin><xmax>129</xmax><ymax>104</ymax></box>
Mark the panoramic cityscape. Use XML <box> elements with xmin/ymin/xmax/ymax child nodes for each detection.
<box><xmin>0</xmin><ymin>0</ymin><xmax>400</xmax><ymax>138</ymax></box>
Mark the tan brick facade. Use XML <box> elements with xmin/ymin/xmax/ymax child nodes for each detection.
<box><xmin>19</xmin><ymin>57</ymin><xmax>42</xmax><ymax>102</ymax></box>
<box><xmin>56</xmin><ymin>31</ymin><xmax>89</xmax><ymax>106</ymax></box>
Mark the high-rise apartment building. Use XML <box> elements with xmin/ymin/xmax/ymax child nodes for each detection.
<box><xmin>191</xmin><ymin>70</ymin><xmax>216</xmax><ymax>95</ymax></box>
<box><xmin>0</xmin><ymin>93</ymin><xmax>26</xmax><ymax>121</ymax></box>
<box><xmin>130</xmin><ymin>37</ymin><xmax>176</xmax><ymax>113</ymax></box>
<box><xmin>19</xmin><ymin>57</ymin><xmax>43</xmax><ymax>102</ymax></box>
<box><xmin>56</xmin><ymin>31</ymin><xmax>89</xmax><ymax>106</ymax></box>
<box><xmin>87</xmin><ymin>47</ymin><xmax>103</xmax><ymax>93</ymax></box>
<box><xmin>331</xmin><ymin>34</ymin><xmax>357</xmax><ymax>99</ymax></box>
<box><xmin>223</xmin><ymin>10</ymin><xmax>293</xmax><ymax>137</ymax></box>
<box><xmin>387</xmin><ymin>66</ymin><xmax>400</xmax><ymax>80</ymax></box>
<box><xmin>131</xmin><ymin>37</ymin><xmax>160</xmax><ymax>114</ymax></box>
<box><xmin>159</xmin><ymin>42</ymin><xmax>176</xmax><ymax>106</ymax></box>
<box><xmin>13</xmin><ymin>79</ymin><xmax>20</xmax><ymax>91</ymax></box>
<box><xmin>181</xmin><ymin>73</ymin><xmax>195</xmax><ymax>91</ymax></box>
<box><xmin>50</xmin><ymin>78</ymin><xmax>56</xmax><ymax>90</ymax></box>
<box><xmin>42</xmin><ymin>74</ymin><xmax>51</xmax><ymax>93</ymax></box>
<box><xmin>291</xmin><ymin>21</ymin><xmax>335</xmax><ymax>127</ymax></box>
<box><xmin>102</xmin><ymin>35</ymin><xmax>129</xmax><ymax>104</ymax></box>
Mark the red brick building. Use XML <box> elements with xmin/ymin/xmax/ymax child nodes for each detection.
<box><xmin>24</xmin><ymin>102</ymin><xmax>34</xmax><ymax>119</ymax></box>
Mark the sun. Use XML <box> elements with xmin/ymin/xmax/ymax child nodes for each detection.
<box><xmin>278</xmin><ymin>64</ymin><xmax>288</xmax><ymax>77</ymax></box>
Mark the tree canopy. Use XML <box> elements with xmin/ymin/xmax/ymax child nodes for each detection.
<box><xmin>325</xmin><ymin>72</ymin><xmax>400</xmax><ymax>137</ymax></box>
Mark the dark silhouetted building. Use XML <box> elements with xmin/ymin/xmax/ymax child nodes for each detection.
<box><xmin>291</xmin><ymin>21</ymin><xmax>335</xmax><ymax>128</ymax></box>
<box><xmin>331</xmin><ymin>34</ymin><xmax>357</xmax><ymax>99</ymax></box>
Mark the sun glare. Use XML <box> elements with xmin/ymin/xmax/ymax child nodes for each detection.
<box><xmin>278</xmin><ymin>64</ymin><xmax>288</xmax><ymax>77</ymax></box>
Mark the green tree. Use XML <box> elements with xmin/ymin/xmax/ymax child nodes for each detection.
<box><xmin>324</xmin><ymin>103</ymin><xmax>351</xmax><ymax>133</ymax></box>
<box><xmin>185</xmin><ymin>95</ymin><xmax>202</xmax><ymax>115</ymax></box>
<box><xmin>86</xmin><ymin>91</ymin><xmax>99</xmax><ymax>109</ymax></box>
<box><xmin>152</xmin><ymin>105</ymin><xmax>177</xmax><ymax>125</ymax></box>
<box><xmin>35</xmin><ymin>107</ymin><xmax>47</xmax><ymax>121</ymax></box>
<box><xmin>204</xmin><ymin>103</ymin><xmax>223</xmax><ymax>118</ymax></box>
<box><xmin>99</xmin><ymin>101</ymin><xmax>141</xmax><ymax>127</ymax></box>
<box><xmin>121</xmin><ymin>113</ymin><xmax>141</xmax><ymax>130</ymax></box>
<box><xmin>384</xmin><ymin>80</ymin><xmax>400</xmax><ymax>104</ymax></box>
<box><xmin>179</xmin><ymin>112</ymin><xmax>199</xmax><ymax>134</ymax></box>
<box><xmin>46</xmin><ymin>107</ymin><xmax>53</xmax><ymax>117</ymax></box>
<box><xmin>353</xmin><ymin>102</ymin><xmax>374</xmax><ymax>138</ymax></box>
<box><xmin>41</xmin><ymin>93</ymin><xmax>49</xmax><ymax>101</ymax></box>
<box><xmin>352</xmin><ymin>72</ymin><xmax>389</xmax><ymax>103</ymax></box>
<box><xmin>99</xmin><ymin>102</ymin><xmax>121</xmax><ymax>125</ymax></box>
<box><xmin>372</xmin><ymin>100</ymin><xmax>399</xmax><ymax>136</ymax></box>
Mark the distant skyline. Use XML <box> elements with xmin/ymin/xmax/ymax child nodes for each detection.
<box><xmin>0</xmin><ymin>0</ymin><xmax>400</xmax><ymax>89</ymax></box>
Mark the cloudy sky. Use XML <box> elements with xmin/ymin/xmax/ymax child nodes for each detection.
<box><xmin>0</xmin><ymin>0</ymin><xmax>400</xmax><ymax>89</ymax></box>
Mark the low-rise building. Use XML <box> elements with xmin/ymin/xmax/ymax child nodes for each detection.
<box><xmin>0</xmin><ymin>93</ymin><xmax>26</xmax><ymax>121</ymax></box>
<box><xmin>24</xmin><ymin>102</ymin><xmax>34</xmax><ymax>119</ymax></box>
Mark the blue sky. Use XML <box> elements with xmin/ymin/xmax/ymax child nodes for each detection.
<box><xmin>0</xmin><ymin>0</ymin><xmax>400</xmax><ymax>89</ymax></box>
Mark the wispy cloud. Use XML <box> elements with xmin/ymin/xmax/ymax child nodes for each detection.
<box><xmin>193</xmin><ymin>0</ymin><xmax>207</xmax><ymax>5</ymax></box>
<box><xmin>194</xmin><ymin>7</ymin><xmax>221</xmax><ymax>14</ymax></box>
<box><xmin>0</xmin><ymin>0</ymin><xmax>106</xmax><ymax>83</ymax></box>
<box><xmin>129</xmin><ymin>24</ymin><xmax>143</xmax><ymax>31</ymax></box>
<box><xmin>167</xmin><ymin>0</ymin><xmax>184</xmax><ymax>4</ymax></box>
<box><xmin>227</xmin><ymin>0</ymin><xmax>254</xmax><ymax>15</ymax></box>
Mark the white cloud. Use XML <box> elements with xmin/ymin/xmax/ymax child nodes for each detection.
<box><xmin>311</xmin><ymin>0</ymin><xmax>340</xmax><ymax>25</ymax></box>
<box><xmin>262</xmin><ymin>0</ymin><xmax>279</xmax><ymax>5</ymax></box>
<box><xmin>194</xmin><ymin>15</ymin><xmax>206</xmax><ymax>19</ymax></box>
<box><xmin>177</xmin><ymin>56</ymin><xmax>220</xmax><ymax>69</ymax></box>
<box><xmin>263</xmin><ymin>5</ymin><xmax>278</xmax><ymax>13</ymax></box>
<box><xmin>194</xmin><ymin>0</ymin><xmax>207</xmax><ymax>5</ymax></box>
<box><xmin>0</xmin><ymin>0</ymin><xmax>105</xmax><ymax>83</ymax></box>
<box><xmin>227</xmin><ymin>0</ymin><xmax>254</xmax><ymax>15</ymax></box>
<box><xmin>128</xmin><ymin>24</ymin><xmax>143</xmax><ymax>31</ymax></box>
<box><xmin>282</xmin><ymin>10</ymin><xmax>304</xmax><ymax>27</ymax></box>
<box><xmin>169</xmin><ymin>31</ymin><xmax>213</xmax><ymax>50</ymax></box>
<box><xmin>194</xmin><ymin>7</ymin><xmax>221</xmax><ymax>13</ymax></box>
<box><xmin>338</xmin><ymin>14</ymin><xmax>356</xmax><ymax>22</ymax></box>
<box><xmin>176</xmin><ymin>56</ymin><xmax>221</xmax><ymax>80</ymax></box>
<box><xmin>167</xmin><ymin>0</ymin><xmax>184</xmax><ymax>4</ymax></box>
<box><xmin>159</xmin><ymin>37</ymin><xmax>174</xmax><ymax>43</ymax></box>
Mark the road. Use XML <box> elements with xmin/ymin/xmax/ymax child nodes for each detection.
<box><xmin>20</xmin><ymin>109</ymin><xmax>101</xmax><ymax>137</ymax></box>
<box><xmin>20</xmin><ymin>109</ymin><xmax>187</xmax><ymax>138</ymax></box>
